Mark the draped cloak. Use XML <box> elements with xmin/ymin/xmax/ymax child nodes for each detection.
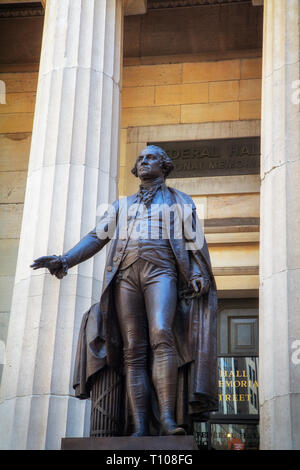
<box><xmin>70</xmin><ymin>185</ymin><xmax>218</xmax><ymax>428</ymax></box>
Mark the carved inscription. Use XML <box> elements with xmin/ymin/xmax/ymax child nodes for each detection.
<box><xmin>151</xmin><ymin>137</ymin><xmax>260</xmax><ymax>178</ymax></box>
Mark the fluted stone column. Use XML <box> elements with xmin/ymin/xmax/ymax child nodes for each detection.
<box><xmin>0</xmin><ymin>0</ymin><xmax>123</xmax><ymax>450</ymax></box>
<box><xmin>259</xmin><ymin>0</ymin><xmax>300</xmax><ymax>449</ymax></box>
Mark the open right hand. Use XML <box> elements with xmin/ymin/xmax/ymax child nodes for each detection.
<box><xmin>30</xmin><ymin>255</ymin><xmax>64</xmax><ymax>277</ymax></box>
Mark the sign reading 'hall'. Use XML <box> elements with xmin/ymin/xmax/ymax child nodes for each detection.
<box><xmin>151</xmin><ymin>137</ymin><xmax>260</xmax><ymax>178</ymax></box>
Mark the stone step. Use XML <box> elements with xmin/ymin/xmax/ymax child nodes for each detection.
<box><xmin>61</xmin><ymin>436</ymin><xmax>198</xmax><ymax>451</ymax></box>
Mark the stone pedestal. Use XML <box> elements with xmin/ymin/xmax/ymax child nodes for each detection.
<box><xmin>61</xmin><ymin>436</ymin><xmax>198</xmax><ymax>451</ymax></box>
<box><xmin>260</xmin><ymin>0</ymin><xmax>300</xmax><ymax>450</ymax></box>
<box><xmin>0</xmin><ymin>0</ymin><xmax>123</xmax><ymax>450</ymax></box>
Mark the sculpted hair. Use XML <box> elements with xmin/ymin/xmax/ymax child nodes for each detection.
<box><xmin>131</xmin><ymin>145</ymin><xmax>174</xmax><ymax>179</ymax></box>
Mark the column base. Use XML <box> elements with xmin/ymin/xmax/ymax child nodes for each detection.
<box><xmin>61</xmin><ymin>436</ymin><xmax>198</xmax><ymax>450</ymax></box>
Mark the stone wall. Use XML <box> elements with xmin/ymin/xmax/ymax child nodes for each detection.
<box><xmin>120</xmin><ymin>57</ymin><xmax>261</xmax><ymax>191</ymax></box>
<box><xmin>0</xmin><ymin>3</ymin><xmax>43</xmax><ymax>385</ymax></box>
<box><xmin>119</xmin><ymin>57</ymin><xmax>262</xmax><ymax>298</ymax></box>
<box><xmin>121</xmin><ymin>58</ymin><xmax>261</xmax><ymax>127</ymax></box>
<box><xmin>123</xmin><ymin>2</ymin><xmax>262</xmax><ymax>59</ymax></box>
<box><xmin>0</xmin><ymin>60</ymin><xmax>262</xmax><ymax>377</ymax></box>
<box><xmin>0</xmin><ymin>69</ymin><xmax>38</xmax><ymax>382</ymax></box>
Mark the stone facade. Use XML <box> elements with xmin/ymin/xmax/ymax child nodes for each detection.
<box><xmin>0</xmin><ymin>0</ymin><xmax>299</xmax><ymax>450</ymax></box>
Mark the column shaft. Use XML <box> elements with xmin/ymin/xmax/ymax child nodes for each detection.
<box><xmin>0</xmin><ymin>0</ymin><xmax>123</xmax><ymax>450</ymax></box>
<box><xmin>260</xmin><ymin>0</ymin><xmax>300</xmax><ymax>449</ymax></box>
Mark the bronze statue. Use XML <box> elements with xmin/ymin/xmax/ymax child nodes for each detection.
<box><xmin>31</xmin><ymin>145</ymin><xmax>218</xmax><ymax>437</ymax></box>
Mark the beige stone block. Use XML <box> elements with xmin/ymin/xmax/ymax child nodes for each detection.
<box><xmin>191</xmin><ymin>196</ymin><xmax>208</xmax><ymax>219</ymax></box>
<box><xmin>122</xmin><ymin>105</ymin><xmax>180</xmax><ymax>128</ymax></box>
<box><xmin>0</xmin><ymin>204</ymin><xmax>23</xmax><ymax>239</ymax></box>
<box><xmin>209</xmin><ymin>244</ymin><xmax>259</xmax><ymax>268</ymax></box>
<box><xmin>127</xmin><ymin>120</ymin><xmax>261</xmax><ymax>144</ymax></box>
<box><xmin>122</xmin><ymin>86</ymin><xmax>155</xmax><ymax>108</ymax></box>
<box><xmin>123</xmin><ymin>64</ymin><xmax>182</xmax><ymax>87</ymax></box>
<box><xmin>0</xmin><ymin>93</ymin><xmax>36</xmax><ymax>114</ymax></box>
<box><xmin>0</xmin><ymin>133</ymin><xmax>31</xmax><ymax>172</ymax></box>
<box><xmin>118</xmin><ymin>166</ymin><xmax>126</xmax><ymax>197</ymax></box>
<box><xmin>0</xmin><ymin>72</ymin><xmax>38</xmax><ymax>93</ymax></box>
<box><xmin>125</xmin><ymin>142</ymin><xmax>147</xmax><ymax>169</ymax></box>
<box><xmin>239</xmin><ymin>79</ymin><xmax>262</xmax><ymax>101</ymax></box>
<box><xmin>167</xmin><ymin>174</ymin><xmax>260</xmax><ymax>196</ymax></box>
<box><xmin>206</xmin><ymin>232</ymin><xmax>259</xmax><ymax>244</ymax></box>
<box><xmin>155</xmin><ymin>83</ymin><xmax>208</xmax><ymax>106</ymax></box>
<box><xmin>0</xmin><ymin>114</ymin><xmax>34</xmax><ymax>133</ymax></box>
<box><xmin>0</xmin><ymin>171</ymin><xmax>27</xmax><ymax>203</ymax></box>
<box><xmin>181</xmin><ymin>102</ymin><xmax>239</xmax><ymax>124</ymax></box>
<box><xmin>215</xmin><ymin>274</ymin><xmax>259</xmax><ymax>291</ymax></box>
<box><xmin>182</xmin><ymin>60</ymin><xmax>240</xmax><ymax>83</ymax></box>
<box><xmin>207</xmin><ymin>194</ymin><xmax>260</xmax><ymax>219</ymax></box>
<box><xmin>208</xmin><ymin>81</ymin><xmax>239</xmax><ymax>102</ymax></box>
<box><xmin>0</xmin><ymin>240</ymin><xmax>19</xmax><ymax>276</ymax></box>
<box><xmin>239</xmin><ymin>100</ymin><xmax>261</xmax><ymax>120</ymax></box>
<box><xmin>121</xmin><ymin>166</ymin><xmax>139</xmax><ymax>196</ymax></box>
<box><xmin>120</xmin><ymin>129</ymin><xmax>127</xmax><ymax>166</ymax></box>
<box><xmin>213</xmin><ymin>266</ymin><xmax>258</xmax><ymax>276</ymax></box>
<box><xmin>119</xmin><ymin>143</ymin><xmax>146</xmax><ymax>196</ymax></box>
<box><xmin>240</xmin><ymin>58</ymin><xmax>262</xmax><ymax>79</ymax></box>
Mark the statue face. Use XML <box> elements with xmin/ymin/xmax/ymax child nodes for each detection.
<box><xmin>136</xmin><ymin>147</ymin><xmax>164</xmax><ymax>181</ymax></box>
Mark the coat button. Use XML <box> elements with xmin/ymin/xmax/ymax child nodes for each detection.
<box><xmin>113</xmin><ymin>256</ymin><xmax>119</xmax><ymax>263</ymax></box>
<box><xmin>107</xmin><ymin>266</ymin><xmax>113</xmax><ymax>272</ymax></box>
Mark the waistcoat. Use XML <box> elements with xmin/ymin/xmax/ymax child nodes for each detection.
<box><xmin>120</xmin><ymin>188</ymin><xmax>176</xmax><ymax>270</ymax></box>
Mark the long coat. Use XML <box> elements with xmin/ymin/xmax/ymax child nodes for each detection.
<box><xmin>68</xmin><ymin>184</ymin><xmax>218</xmax><ymax>421</ymax></box>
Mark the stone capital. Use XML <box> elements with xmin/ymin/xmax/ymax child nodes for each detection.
<box><xmin>124</xmin><ymin>0</ymin><xmax>147</xmax><ymax>15</ymax></box>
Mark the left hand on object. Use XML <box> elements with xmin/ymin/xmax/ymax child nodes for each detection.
<box><xmin>190</xmin><ymin>277</ymin><xmax>210</xmax><ymax>296</ymax></box>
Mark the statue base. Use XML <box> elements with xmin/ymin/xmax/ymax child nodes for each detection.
<box><xmin>61</xmin><ymin>436</ymin><xmax>198</xmax><ymax>450</ymax></box>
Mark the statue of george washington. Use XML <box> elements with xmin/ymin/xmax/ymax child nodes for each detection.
<box><xmin>31</xmin><ymin>145</ymin><xmax>218</xmax><ymax>437</ymax></box>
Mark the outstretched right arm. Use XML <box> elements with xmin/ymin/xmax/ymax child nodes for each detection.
<box><xmin>31</xmin><ymin>200</ymin><xmax>119</xmax><ymax>278</ymax></box>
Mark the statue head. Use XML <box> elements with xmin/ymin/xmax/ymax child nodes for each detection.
<box><xmin>131</xmin><ymin>145</ymin><xmax>174</xmax><ymax>181</ymax></box>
